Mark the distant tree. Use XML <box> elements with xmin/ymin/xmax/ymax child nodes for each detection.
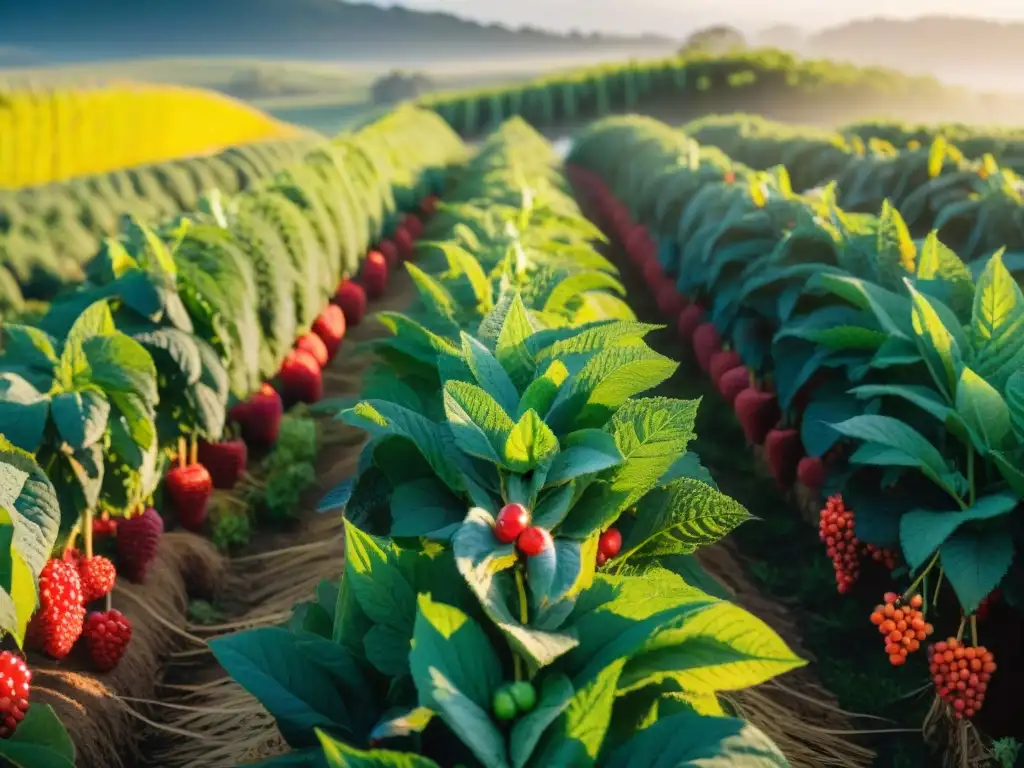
<box><xmin>679</xmin><ymin>26</ymin><xmax>746</xmax><ymax>55</ymax></box>
<box><xmin>370</xmin><ymin>71</ymin><xmax>436</xmax><ymax>104</ymax></box>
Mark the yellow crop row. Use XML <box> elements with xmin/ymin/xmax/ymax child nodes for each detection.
<box><xmin>0</xmin><ymin>84</ymin><xmax>301</xmax><ymax>189</ymax></box>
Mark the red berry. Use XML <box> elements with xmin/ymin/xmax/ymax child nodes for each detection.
<box><xmin>717</xmin><ymin>365</ymin><xmax>749</xmax><ymax>406</ymax></box>
<box><xmin>596</xmin><ymin>552</ymin><xmax>608</xmax><ymax>567</ymax></box>
<box><xmin>164</xmin><ymin>463</ymin><xmax>214</xmax><ymax>532</ymax></box>
<box><xmin>334</xmin><ymin>279</ymin><xmax>367</xmax><ymax>326</ymax></box>
<box><xmin>116</xmin><ymin>507</ymin><xmax>164</xmax><ymax>583</ymax></box>
<box><xmin>598</xmin><ymin>528</ymin><xmax>622</xmax><ymax>558</ymax></box>
<box><xmin>797</xmin><ymin>456</ymin><xmax>826</xmax><ymax>491</ymax></box>
<box><xmin>197</xmin><ymin>438</ymin><xmax>248</xmax><ymax>490</ymax></box>
<box><xmin>419</xmin><ymin>195</ymin><xmax>439</xmax><ymax>216</ymax></box>
<box><xmin>78</xmin><ymin>555</ymin><xmax>117</xmax><ymax>602</ymax></box>
<box><xmin>84</xmin><ymin>610</ymin><xmax>132</xmax><ymax>672</ymax></box>
<box><xmin>516</xmin><ymin>527</ymin><xmax>552</xmax><ymax>557</ymax></box>
<box><xmin>656</xmin><ymin>282</ymin><xmax>684</xmax><ymax>320</ymax></box>
<box><xmin>709</xmin><ymin>350</ymin><xmax>742</xmax><ymax>389</ymax></box>
<box><xmin>312</xmin><ymin>304</ymin><xmax>346</xmax><ymax>361</ymax></box>
<box><xmin>296</xmin><ymin>332</ymin><xmax>329</xmax><ymax>368</ymax></box>
<box><xmin>676</xmin><ymin>304</ymin><xmax>704</xmax><ymax>344</ymax></box>
<box><xmin>93</xmin><ymin>513</ymin><xmax>118</xmax><ymax>538</ymax></box>
<box><xmin>642</xmin><ymin>259</ymin><xmax>665</xmax><ymax>292</ymax></box>
<box><xmin>494</xmin><ymin>503</ymin><xmax>530</xmax><ymax>544</ymax></box>
<box><xmin>377</xmin><ymin>240</ymin><xmax>399</xmax><ymax>268</ymax></box>
<box><xmin>691</xmin><ymin>323</ymin><xmax>722</xmax><ymax>373</ymax></box>
<box><xmin>764</xmin><ymin>428</ymin><xmax>803</xmax><ymax>488</ymax></box>
<box><xmin>820</xmin><ymin>496</ymin><xmax>860</xmax><ymax>594</ymax></box>
<box><xmin>394</xmin><ymin>227</ymin><xmax>415</xmax><ymax>260</ymax></box>
<box><xmin>27</xmin><ymin>559</ymin><xmax>85</xmax><ymax>659</ymax></box>
<box><xmin>0</xmin><ymin>652</ymin><xmax>31</xmax><ymax>738</ymax></box>
<box><xmin>733</xmin><ymin>388</ymin><xmax>780</xmax><ymax>446</ymax></box>
<box><xmin>235</xmin><ymin>384</ymin><xmax>283</xmax><ymax>446</ymax></box>
<box><xmin>360</xmin><ymin>251</ymin><xmax>389</xmax><ymax>299</ymax></box>
<box><xmin>278</xmin><ymin>349</ymin><xmax>323</xmax><ymax>405</ymax></box>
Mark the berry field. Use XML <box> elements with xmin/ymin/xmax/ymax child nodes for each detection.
<box><xmin>0</xmin><ymin>48</ymin><xmax>1022</xmax><ymax>768</ymax></box>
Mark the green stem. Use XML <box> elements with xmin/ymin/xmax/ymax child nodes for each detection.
<box><xmin>904</xmin><ymin>552</ymin><xmax>939</xmax><ymax>600</ymax></box>
<box><xmin>931</xmin><ymin>566</ymin><xmax>944</xmax><ymax>610</ymax></box>
<box><xmin>83</xmin><ymin>508</ymin><xmax>93</xmax><ymax>559</ymax></box>
<box><xmin>513</xmin><ymin>568</ymin><xmax>529</xmax><ymax>682</ymax></box>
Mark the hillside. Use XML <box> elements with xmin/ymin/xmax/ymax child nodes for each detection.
<box><xmin>803</xmin><ymin>16</ymin><xmax>1024</xmax><ymax>76</ymax></box>
<box><xmin>0</xmin><ymin>0</ymin><xmax>677</xmax><ymax>64</ymax></box>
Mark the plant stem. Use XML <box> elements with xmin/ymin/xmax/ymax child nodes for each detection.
<box><xmin>904</xmin><ymin>551</ymin><xmax>939</xmax><ymax>599</ymax></box>
<box><xmin>178</xmin><ymin>436</ymin><xmax>187</xmax><ymax>470</ymax></box>
<box><xmin>513</xmin><ymin>568</ymin><xmax>529</xmax><ymax>682</ymax></box>
<box><xmin>190</xmin><ymin>435</ymin><xmax>198</xmax><ymax>466</ymax></box>
<box><xmin>955</xmin><ymin>617</ymin><xmax>967</xmax><ymax>642</ymax></box>
<box><xmin>83</xmin><ymin>508</ymin><xmax>93</xmax><ymax>559</ymax></box>
<box><xmin>931</xmin><ymin>566</ymin><xmax>944</xmax><ymax>610</ymax></box>
<box><xmin>970</xmin><ymin>615</ymin><xmax>978</xmax><ymax>647</ymax></box>
<box><xmin>62</xmin><ymin>520</ymin><xmax>81</xmax><ymax>557</ymax></box>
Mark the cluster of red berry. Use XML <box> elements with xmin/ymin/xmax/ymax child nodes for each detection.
<box><xmin>494</xmin><ymin>503</ymin><xmax>551</xmax><ymax>557</ymax></box>
<box><xmin>819</xmin><ymin>496</ymin><xmax>899</xmax><ymax>593</ymax></box>
<box><xmin>870</xmin><ymin>592</ymin><xmax>934</xmax><ymax>666</ymax></box>
<box><xmin>927</xmin><ymin>638</ymin><xmax>997</xmax><ymax>719</ymax></box>
<box><xmin>0</xmin><ymin>652</ymin><xmax>30</xmax><ymax>739</ymax></box>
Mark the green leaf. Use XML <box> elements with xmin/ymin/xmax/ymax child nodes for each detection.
<box><xmin>531</xmin><ymin>659</ymin><xmax>624</xmax><ymax>767</ymax></box>
<box><xmin>368</xmin><ymin>706</ymin><xmax>435</xmax><ymax>742</ymax></box>
<box><xmin>504</xmin><ymin>409</ymin><xmax>559</xmax><ymax>472</ymax></box>
<box><xmin>317</xmin><ymin>730</ymin><xmax>441</xmax><ymax>768</ymax></box>
<box><xmin>389</xmin><ymin>479</ymin><xmax>464</xmax><ymax>541</ymax></box>
<box><xmin>453</xmin><ymin>508</ymin><xmax>577</xmax><ymax>672</ymax></box>
<box><xmin>618</xmin><ymin>598</ymin><xmax>805</xmax><ymax>694</ymax></box>
<box><xmin>341</xmin><ymin>401</ymin><xmax>464</xmax><ymax>493</ymax></box>
<box><xmin>621</xmin><ymin>478</ymin><xmax>752</xmax><ymax>563</ymax></box>
<box><xmin>81</xmin><ymin>335</ymin><xmax>159</xmax><ymax>405</ymax></box>
<box><xmin>970</xmin><ymin>250</ymin><xmax>1024</xmax><ymax>390</ymax></box>
<box><xmin>405</xmin><ymin>262</ymin><xmax>456</xmax><ymax>322</ymax></box>
<box><xmin>209</xmin><ymin>627</ymin><xmax>353</xmax><ymax>745</ymax></box>
<box><xmin>955</xmin><ymin>366</ymin><xmax>1013</xmax><ymax>452</ymax></box>
<box><xmin>543</xmin><ymin>271</ymin><xmax>625</xmax><ymax>315</ymax></box>
<box><xmin>508</xmin><ymin>674</ymin><xmax>574</xmax><ymax>768</ymax></box>
<box><xmin>49</xmin><ymin>391</ymin><xmax>110</xmax><ymax>451</ymax></box>
<box><xmin>899</xmin><ymin>493</ymin><xmax>1018</xmax><ymax>570</ymax></box>
<box><xmin>528</xmin><ymin>536</ymin><xmax>591</xmax><ymax>610</ymax></box>
<box><xmin>604</xmin><ymin>712</ymin><xmax>788</xmax><ymax>768</ymax></box>
<box><xmin>495</xmin><ymin>294</ymin><xmax>537</xmax><ymax>387</ymax></box>
<box><xmin>443</xmin><ymin>381</ymin><xmax>516</xmax><ymax>465</ymax></box>
<box><xmin>830</xmin><ymin>415</ymin><xmax>949</xmax><ymax>485</ymax></box>
<box><xmin>811</xmin><ymin>273</ymin><xmax>912</xmax><ymax>339</ymax></box>
<box><xmin>409</xmin><ymin>594</ymin><xmax>508</xmax><ymax>768</ymax></box>
<box><xmin>546</xmin><ymin>429</ymin><xmax>623</xmax><ymax>485</ymax></box>
<box><xmin>940</xmin><ymin>528</ymin><xmax>1015</xmax><ymax>615</ymax></box>
<box><xmin>516</xmin><ymin>360</ymin><xmax>568</xmax><ymax>420</ymax></box>
<box><xmin>560</xmin><ymin>397</ymin><xmax>697</xmax><ymax>538</ymax></box>
<box><xmin>0</xmin><ymin>375</ymin><xmax>50</xmax><ymax>453</ymax></box>
<box><xmin>0</xmin><ymin>704</ymin><xmax>76</xmax><ymax>768</ymax></box>
<box><xmin>461</xmin><ymin>333</ymin><xmax>520</xmax><ymax>415</ymax></box>
<box><xmin>907</xmin><ymin>282</ymin><xmax>962</xmax><ymax>399</ymax></box>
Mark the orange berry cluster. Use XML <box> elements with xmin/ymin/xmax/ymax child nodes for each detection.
<box><xmin>870</xmin><ymin>592</ymin><xmax>933</xmax><ymax>666</ymax></box>
<box><xmin>927</xmin><ymin>638</ymin><xmax>996</xmax><ymax>719</ymax></box>
<box><xmin>865</xmin><ymin>543</ymin><xmax>898</xmax><ymax>570</ymax></box>
<box><xmin>819</xmin><ymin>496</ymin><xmax>860</xmax><ymax>593</ymax></box>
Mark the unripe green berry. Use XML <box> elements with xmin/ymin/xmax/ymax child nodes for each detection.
<box><xmin>509</xmin><ymin>681</ymin><xmax>537</xmax><ymax>712</ymax></box>
<box><xmin>492</xmin><ymin>688</ymin><xmax>517</xmax><ymax>721</ymax></box>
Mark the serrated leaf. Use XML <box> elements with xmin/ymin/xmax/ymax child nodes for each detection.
<box><xmin>504</xmin><ymin>409</ymin><xmax>559</xmax><ymax>472</ymax></box>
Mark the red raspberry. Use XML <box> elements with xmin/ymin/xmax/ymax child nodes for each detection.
<box><xmin>394</xmin><ymin>226</ymin><xmax>415</xmax><ymax>260</ymax></box>
<box><xmin>361</xmin><ymin>251</ymin><xmax>389</xmax><ymax>299</ymax></box>
<box><xmin>927</xmin><ymin>638</ymin><xmax>995</xmax><ymax>719</ymax></box>
<box><xmin>334</xmin><ymin>280</ymin><xmax>367</xmax><ymax>326</ymax></box>
<box><xmin>0</xmin><ymin>652</ymin><xmax>31</xmax><ymax>738</ymax></box>
<box><xmin>277</xmin><ymin>349</ymin><xmax>323</xmax><ymax>405</ymax></box>
<box><xmin>295</xmin><ymin>332</ymin><xmax>329</xmax><ymax>368</ymax></box>
<box><xmin>197</xmin><ymin>438</ymin><xmax>248</xmax><ymax>490</ymax></box>
<box><xmin>84</xmin><ymin>610</ymin><xmax>133</xmax><ymax>672</ymax></box>
<box><xmin>311</xmin><ymin>304</ymin><xmax>346</xmax><ymax>361</ymax></box>
<box><xmin>78</xmin><ymin>555</ymin><xmax>117</xmax><ymax>602</ymax></box>
<box><xmin>164</xmin><ymin>463</ymin><xmax>214</xmax><ymax>532</ymax></box>
<box><xmin>516</xmin><ymin>527</ymin><xmax>552</xmax><ymax>557</ymax></box>
<box><xmin>598</xmin><ymin>528</ymin><xmax>622</xmax><ymax>559</ymax></box>
<box><xmin>116</xmin><ymin>507</ymin><xmax>164</xmax><ymax>583</ymax></box>
<box><xmin>28</xmin><ymin>559</ymin><xmax>86</xmax><ymax>659</ymax></box>
<box><xmin>93</xmin><ymin>513</ymin><xmax>118</xmax><ymax>538</ymax></box>
<box><xmin>233</xmin><ymin>383</ymin><xmax>283</xmax><ymax>447</ymax></box>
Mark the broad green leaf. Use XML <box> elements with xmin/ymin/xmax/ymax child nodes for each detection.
<box><xmin>405</xmin><ymin>262</ymin><xmax>456</xmax><ymax>322</ymax></box>
<box><xmin>504</xmin><ymin>409</ymin><xmax>559</xmax><ymax>472</ymax></box>
<box><xmin>970</xmin><ymin>250</ymin><xmax>1024</xmax><ymax>389</ymax></box>
<box><xmin>620</xmin><ymin>478</ymin><xmax>752</xmax><ymax>564</ymax></box>
<box><xmin>453</xmin><ymin>508</ymin><xmax>577</xmax><ymax>672</ymax></box>
<box><xmin>528</xmin><ymin>536</ymin><xmax>591</xmax><ymax>610</ymax></box>
<box><xmin>907</xmin><ymin>282</ymin><xmax>962</xmax><ymax>399</ymax></box>
<box><xmin>546</xmin><ymin>429</ymin><xmax>623</xmax><ymax>485</ymax></box>
<box><xmin>618</xmin><ymin>599</ymin><xmax>805</xmax><ymax>693</ymax></box>
<box><xmin>543</xmin><ymin>271</ymin><xmax>625</xmax><ymax>315</ymax></box>
<box><xmin>516</xmin><ymin>360</ymin><xmax>568</xmax><ymax>420</ymax></box>
<box><xmin>955</xmin><ymin>367</ymin><xmax>1013</xmax><ymax>452</ymax></box>
<box><xmin>0</xmin><ymin>374</ymin><xmax>49</xmax><ymax>453</ymax></box>
<box><xmin>0</xmin><ymin>704</ymin><xmax>75</xmax><ymax>768</ymax></box>
<box><xmin>49</xmin><ymin>391</ymin><xmax>110</xmax><ymax>451</ymax></box>
<box><xmin>604</xmin><ymin>712</ymin><xmax>787</xmax><ymax>768</ymax></box>
<box><xmin>81</xmin><ymin>335</ymin><xmax>159</xmax><ymax>405</ymax></box>
<box><xmin>444</xmin><ymin>380</ymin><xmax>516</xmax><ymax>464</ymax></box>
<box><xmin>560</xmin><ymin>397</ymin><xmax>698</xmax><ymax>538</ymax></box>
<box><xmin>495</xmin><ymin>294</ymin><xmax>537</xmax><ymax>386</ymax></box>
<box><xmin>810</xmin><ymin>273</ymin><xmax>912</xmax><ymax>339</ymax></box>
<box><xmin>389</xmin><ymin>479</ymin><xmax>464</xmax><ymax>541</ymax></box>
<box><xmin>209</xmin><ymin>627</ymin><xmax>353</xmax><ymax>745</ymax></box>
<box><xmin>317</xmin><ymin>730</ymin><xmax>441</xmax><ymax>768</ymax></box>
<box><xmin>461</xmin><ymin>333</ymin><xmax>519</xmax><ymax>415</ymax></box>
<box><xmin>830</xmin><ymin>415</ymin><xmax>949</xmax><ymax>485</ymax></box>
<box><xmin>940</xmin><ymin>528</ymin><xmax>1015</xmax><ymax>615</ymax></box>
<box><xmin>899</xmin><ymin>492</ymin><xmax>1018</xmax><ymax>570</ymax></box>
<box><xmin>409</xmin><ymin>595</ymin><xmax>508</xmax><ymax>768</ymax></box>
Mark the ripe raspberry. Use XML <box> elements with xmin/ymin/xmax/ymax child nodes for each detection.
<box><xmin>116</xmin><ymin>507</ymin><xmax>164</xmax><ymax>583</ymax></box>
<box><xmin>334</xmin><ymin>280</ymin><xmax>367</xmax><ymax>326</ymax></box>
<box><xmin>377</xmin><ymin>240</ymin><xmax>399</xmax><ymax>268</ymax></box>
<box><xmin>870</xmin><ymin>592</ymin><xmax>933</xmax><ymax>665</ymax></box>
<box><xmin>764</xmin><ymin>428</ymin><xmax>802</xmax><ymax>488</ymax></box>
<box><xmin>394</xmin><ymin>226</ymin><xmax>415</xmax><ymax>260</ymax></box>
<box><xmin>676</xmin><ymin>304</ymin><xmax>704</xmax><ymax>344</ymax></box>
<box><xmin>360</xmin><ymin>251</ymin><xmax>389</xmax><ymax>299</ymax></box>
<box><xmin>402</xmin><ymin>213</ymin><xmax>424</xmax><ymax>241</ymax></box>
<box><xmin>927</xmin><ymin>638</ymin><xmax>996</xmax><ymax>719</ymax></box>
<box><xmin>78</xmin><ymin>555</ymin><xmax>117</xmax><ymax>602</ymax></box>
<box><xmin>419</xmin><ymin>195</ymin><xmax>439</xmax><ymax>216</ymax></box>
<box><xmin>197</xmin><ymin>438</ymin><xmax>248</xmax><ymax>490</ymax></box>
<box><xmin>164</xmin><ymin>463</ymin><xmax>214</xmax><ymax>532</ymax></box>
<box><xmin>278</xmin><ymin>349</ymin><xmax>323</xmax><ymax>405</ymax></box>
<box><xmin>691</xmin><ymin>323</ymin><xmax>722</xmax><ymax>373</ymax></box>
<box><xmin>0</xmin><ymin>652</ymin><xmax>31</xmax><ymax>738</ymax></box>
<box><xmin>93</xmin><ymin>513</ymin><xmax>118</xmax><ymax>538</ymax></box>
<box><xmin>734</xmin><ymin>388</ymin><xmax>780</xmax><ymax>446</ymax></box>
<box><xmin>234</xmin><ymin>384</ymin><xmax>283</xmax><ymax>446</ymax></box>
<box><xmin>656</xmin><ymin>283</ymin><xmax>685</xmax><ymax>320</ymax></box>
<box><xmin>295</xmin><ymin>332</ymin><xmax>329</xmax><ymax>368</ymax></box>
<box><xmin>84</xmin><ymin>610</ymin><xmax>133</xmax><ymax>672</ymax></box>
<box><xmin>717</xmin><ymin>365</ymin><xmax>749</xmax><ymax>406</ymax></box>
<box><xmin>598</xmin><ymin>528</ymin><xmax>622</xmax><ymax>559</ymax></box>
<box><xmin>28</xmin><ymin>559</ymin><xmax>86</xmax><ymax>659</ymax></box>
<box><xmin>516</xmin><ymin>527</ymin><xmax>552</xmax><ymax>557</ymax></box>
<box><xmin>494</xmin><ymin>503</ymin><xmax>530</xmax><ymax>544</ymax></box>
<box><xmin>819</xmin><ymin>495</ymin><xmax>860</xmax><ymax>593</ymax></box>
<box><xmin>311</xmin><ymin>304</ymin><xmax>346</xmax><ymax>361</ymax></box>
<box><xmin>797</xmin><ymin>456</ymin><xmax>827</xmax><ymax>491</ymax></box>
<box><xmin>709</xmin><ymin>350</ymin><xmax>743</xmax><ymax>389</ymax></box>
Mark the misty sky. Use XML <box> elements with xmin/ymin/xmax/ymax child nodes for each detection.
<box><xmin>372</xmin><ymin>0</ymin><xmax>1024</xmax><ymax>35</ymax></box>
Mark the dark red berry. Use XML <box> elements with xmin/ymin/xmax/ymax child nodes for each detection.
<box><xmin>598</xmin><ymin>528</ymin><xmax>622</xmax><ymax>558</ymax></box>
<box><xmin>494</xmin><ymin>503</ymin><xmax>530</xmax><ymax>544</ymax></box>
